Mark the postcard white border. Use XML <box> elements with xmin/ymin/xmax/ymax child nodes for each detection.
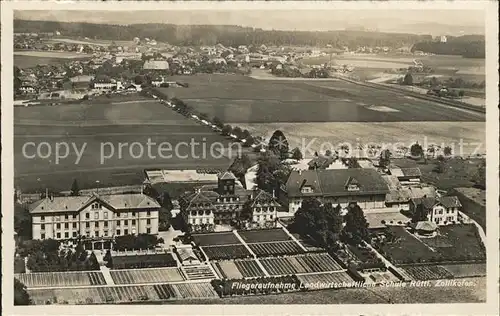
<box><xmin>2</xmin><ymin>1</ymin><xmax>498</xmax><ymax>315</ymax></box>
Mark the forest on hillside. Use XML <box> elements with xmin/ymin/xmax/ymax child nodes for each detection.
<box><xmin>15</xmin><ymin>19</ymin><xmax>433</xmax><ymax>48</ymax></box>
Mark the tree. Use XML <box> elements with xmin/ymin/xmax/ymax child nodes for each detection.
<box><xmin>343</xmin><ymin>203</ymin><xmax>369</xmax><ymax>245</ymax></box>
<box><xmin>221</xmin><ymin>125</ymin><xmax>233</xmax><ymax>136</ymax></box>
<box><xmin>256</xmin><ymin>151</ymin><xmax>281</xmax><ymax>193</ymax></box>
<box><xmin>70</xmin><ymin>179</ymin><xmax>80</xmax><ymax>196</ymax></box>
<box><xmin>291</xmin><ymin>147</ymin><xmax>303</xmax><ymax>160</ymax></box>
<box><xmin>403</xmin><ymin>73</ymin><xmax>413</xmax><ymax>86</ymax></box>
<box><xmin>443</xmin><ymin>146</ymin><xmax>453</xmax><ymax>157</ymax></box>
<box><xmin>458</xmin><ymin>90</ymin><xmax>465</xmax><ymax>98</ymax></box>
<box><xmin>232</xmin><ymin>126</ymin><xmax>243</xmax><ymax>139</ymax></box>
<box><xmin>346</xmin><ymin>157</ymin><xmax>360</xmax><ymax>168</ymax></box>
<box><xmin>213</xmin><ymin>116</ymin><xmax>224</xmax><ymax>129</ymax></box>
<box><xmin>473</xmin><ymin>159</ymin><xmax>486</xmax><ymax>189</ymax></box>
<box><xmin>429</xmin><ymin>76</ymin><xmax>439</xmax><ymax>87</ymax></box>
<box><xmin>268</xmin><ymin>130</ymin><xmax>289</xmax><ymax>160</ymax></box>
<box><xmin>378</xmin><ymin>149</ymin><xmax>392</xmax><ymax>168</ymax></box>
<box><xmin>325</xmin><ymin>149</ymin><xmax>333</xmax><ymax>157</ymax></box>
<box><xmin>229</xmin><ymin>154</ymin><xmax>252</xmax><ymax>179</ymax></box>
<box><xmin>434</xmin><ymin>156</ymin><xmax>446</xmax><ymax>173</ymax></box>
<box><xmin>410</xmin><ymin>142</ymin><xmax>424</xmax><ymax>158</ymax></box>
<box><xmin>412</xmin><ymin>203</ymin><xmax>428</xmax><ymax>223</ymax></box>
<box><xmin>14</xmin><ymin>278</ymin><xmax>30</xmax><ymax>305</ymax></box>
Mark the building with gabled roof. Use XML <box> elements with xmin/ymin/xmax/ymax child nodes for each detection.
<box><xmin>282</xmin><ymin>168</ymin><xmax>389</xmax><ymax>213</ymax></box>
<box><xmin>29</xmin><ymin>193</ymin><xmax>160</xmax><ymax>245</ymax></box>
<box><xmin>179</xmin><ymin>171</ymin><xmax>280</xmax><ymax>232</ymax></box>
<box><xmin>410</xmin><ymin>195</ymin><xmax>462</xmax><ymax>225</ymax></box>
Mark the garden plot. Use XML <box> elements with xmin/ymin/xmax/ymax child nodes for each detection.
<box><xmin>238</xmin><ymin>228</ymin><xmax>292</xmax><ymax>243</ymax></box>
<box><xmin>214</xmin><ymin>259</ymin><xmax>266</xmax><ymax>279</ymax></box>
<box><xmin>400</xmin><ymin>265</ymin><xmax>454</xmax><ymax>281</ymax></box>
<box><xmin>192</xmin><ymin>232</ymin><xmax>241</xmax><ymax>246</ymax></box>
<box><xmin>260</xmin><ymin>253</ymin><xmax>343</xmax><ymax>276</ymax></box>
<box><xmin>110</xmin><ymin>268</ymin><xmax>185</xmax><ymax>285</ymax></box>
<box><xmin>247</xmin><ymin>241</ymin><xmax>305</xmax><ymax>257</ymax></box>
<box><xmin>201</xmin><ymin>244</ymin><xmax>253</xmax><ymax>260</ymax></box>
<box><xmin>15</xmin><ymin>271</ymin><xmax>106</xmax><ymax>288</ymax></box>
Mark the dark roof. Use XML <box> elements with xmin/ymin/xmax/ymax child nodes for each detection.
<box><xmin>218</xmin><ymin>171</ymin><xmax>237</xmax><ymax>180</ymax></box>
<box><xmin>286</xmin><ymin>169</ymin><xmax>389</xmax><ymax>198</ymax></box>
<box><xmin>400</xmin><ymin>168</ymin><xmax>422</xmax><ymax>177</ymax></box>
<box><xmin>250</xmin><ymin>190</ymin><xmax>281</xmax><ymax>208</ymax></box>
<box><xmin>412</xmin><ymin>196</ymin><xmax>462</xmax><ymax>209</ymax></box>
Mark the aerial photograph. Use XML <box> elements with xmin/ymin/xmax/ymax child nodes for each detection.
<box><xmin>12</xmin><ymin>8</ymin><xmax>487</xmax><ymax>305</ymax></box>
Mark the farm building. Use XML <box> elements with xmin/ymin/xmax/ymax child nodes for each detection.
<box><xmin>281</xmin><ymin>168</ymin><xmax>390</xmax><ymax>213</ymax></box>
<box><xmin>409</xmin><ymin>196</ymin><xmax>462</xmax><ymax>226</ymax></box>
<box><xmin>389</xmin><ymin>167</ymin><xmax>422</xmax><ymax>185</ymax></box>
<box><xmin>175</xmin><ymin>245</ymin><xmax>201</xmax><ymax>265</ymax></box>
<box><xmin>179</xmin><ymin>171</ymin><xmax>281</xmax><ymax>232</ymax></box>
<box><xmin>29</xmin><ymin>192</ymin><xmax>161</xmax><ymax>245</ymax></box>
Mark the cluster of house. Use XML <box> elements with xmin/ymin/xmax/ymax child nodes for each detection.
<box><xmin>27</xmin><ymin>158</ymin><xmax>463</xmax><ymax>243</ymax></box>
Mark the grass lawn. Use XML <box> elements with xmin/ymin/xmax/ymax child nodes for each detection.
<box><xmin>376</xmin><ymin>227</ymin><xmax>437</xmax><ymax>265</ymax></box>
<box><xmin>376</xmin><ymin>225</ymin><xmax>485</xmax><ymax>265</ymax></box>
<box><xmin>422</xmin><ymin>224</ymin><xmax>486</xmax><ymax>262</ymax></box>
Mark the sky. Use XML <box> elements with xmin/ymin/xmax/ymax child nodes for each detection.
<box><xmin>15</xmin><ymin>10</ymin><xmax>485</xmax><ymax>35</ymax></box>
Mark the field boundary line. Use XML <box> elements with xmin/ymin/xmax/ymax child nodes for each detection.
<box><xmin>15</xmin><ymin>270</ymin><xmax>103</xmax><ymax>276</ymax></box>
<box><xmin>201</xmin><ymin>242</ymin><xmax>244</xmax><ymax>247</ymax></box>
<box><xmin>109</xmin><ymin>266</ymin><xmax>181</xmax><ymax>272</ymax></box>
<box><xmin>278</xmin><ymin>224</ymin><xmax>308</xmax><ymax>252</ymax></box>
<box><xmin>232</xmin><ymin>230</ymin><xmax>270</xmax><ymax>277</ymax></box>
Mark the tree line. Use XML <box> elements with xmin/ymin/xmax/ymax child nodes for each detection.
<box><xmin>15</xmin><ymin>19</ymin><xmax>432</xmax><ymax>48</ymax></box>
<box><xmin>412</xmin><ymin>36</ymin><xmax>485</xmax><ymax>58</ymax></box>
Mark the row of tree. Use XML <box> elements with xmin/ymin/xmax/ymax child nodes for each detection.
<box><xmin>412</xmin><ymin>38</ymin><xmax>485</xmax><ymax>58</ymax></box>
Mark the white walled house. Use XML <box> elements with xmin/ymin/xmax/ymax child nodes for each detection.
<box><xmin>29</xmin><ymin>193</ymin><xmax>160</xmax><ymax>241</ymax></box>
<box><xmin>410</xmin><ymin>196</ymin><xmax>462</xmax><ymax>225</ymax></box>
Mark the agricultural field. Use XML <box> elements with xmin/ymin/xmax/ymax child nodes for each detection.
<box><xmin>439</xmin><ymin>263</ymin><xmax>486</xmax><ymax>278</ymax></box>
<box><xmin>238</xmin><ymin>228</ymin><xmax>292</xmax><ymax>243</ymax></box>
<box><xmin>234</xmin><ymin>122</ymin><xmax>485</xmax><ymax>158</ymax></box>
<box><xmin>15</xmin><ymin>271</ymin><xmax>106</xmax><ymax>288</ymax></box>
<box><xmin>158</xmin><ymin>74</ymin><xmax>484</xmax><ymax>123</ymax></box>
<box><xmin>213</xmin><ymin>259</ymin><xmax>266</xmax><ymax>279</ymax></box>
<box><xmin>297</xmin><ymin>271</ymin><xmax>355</xmax><ymax>289</ymax></box>
<box><xmin>28</xmin><ymin>282</ymin><xmax>218</xmax><ymax>305</ymax></box>
<box><xmin>14</xmin><ymin>50</ymin><xmax>91</xmax><ymax>68</ymax></box>
<box><xmin>110</xmin><ymin>268</ymin><xmax>185</xmax><ymax>285</ymax></box>
<box><xmin>260</xmin><ymin>253</ymin><xmax>344</xmax><ymax>276</ymax></box>
<box><xmin>192</xmin><ymin>232</ymin><xmax>241</xmax><ymax>246</ymax></box>
<box><xmin>247</xmin><ymin>241</ymin><xmax>306</xmax><ymax>258</ymax></box>
<box><xmin>14</xmin><ymin>98</ymin><xmax>234</xmax><ymax>191</ymax></box>
<box><xmin>201</xmin><ymin>244</ymin><xmax>253</xmax><ymax>260</ymax></box>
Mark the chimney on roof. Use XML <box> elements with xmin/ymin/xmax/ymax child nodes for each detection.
<box><xmin>45</xmin><ymin>188</ymin><xmax>49</xmax><ymax>200</ymax></box>
<box><xmin>272</xmin><ymin>189</ymin><xmax>275</xmax><ymax>198</ymax></box>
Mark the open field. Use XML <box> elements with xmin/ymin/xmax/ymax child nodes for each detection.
<box><xmin>15</xmin><ymin>271</ymin><xmax>106</xmax><ymax>288</ymax></box>
<box><xmin>238</xmin><ymin>228</ymin><xmax>291</xmax><ymax>243</ymax></box>
<box><xmin>14</xmin><ymin>98</ymin><xmax>233</xmax><ymax>191</ymax></box>
<box><xmin>302</xmin><ymin>54</ymin><xmax>485</xmax><ymax>83</ymax></box>
<box><xmin>260</xmin><ymin>253</ymin><xmax>344</xmax><ymax>275</ymax></box>
<box><xmin>192</xmin><ymin>232</ymin><xmax>241</xmax><ymax>246</ymax></box>
<box><xmin>110</xmin><ymin>268</ymin><xmax>185</xmax><ymax>285</ymax></box>
<box><xmin>170</xmin><ymin>277</ymin><xmax>485</xmax><ymax>304</ymax></box>
<box><xmin>158</xmin><ymin>74</ymin><xmax>484</xmax><ymax>123</ymax></box>
<box><xmin>28</xmin><ymin>282</ymin><xmax>219</xmax><ymax>305</ymax></box>
<box><xmin>14</xmin><ymin>51</ymin><xmax>91</xmax><ymax>68</ymax></box>
<box><xmin>233</xmin><ymin>122</ymin><xmax>485</xmax><ymax>157</ymax></box>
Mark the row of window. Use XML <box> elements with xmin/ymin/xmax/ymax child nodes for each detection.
<box><xmin>254</xmin><ymin>214</ymin><xmax>274</xmax><ymax>221</ymax></box>
<box><xmin>189</xmin><ymin>218</ymin><xmax>214</xmax><ymax>225</ymax></box>
<box><xmin>39</xmin><ymin>211</ymin><xmax>152</xmax><ymax>222</ymax></box>
<box><xmin>434</xmin><ymin>217</ymin><xmax>456</xmax><ymax>224</ymax></box>
<box><xmin>40</xmin><ymin>227</ymin><xmax>152</xmax><ymax>240</ymax></box>
<box><xmin>434</xmin><ymin>208</ymin><xmax>455</xmax><ymax>215</ymax></box>
<box><xmin>41</xmin><ymin>219</ymin><xmax>152</xmax><ymax>230</ymax></box>
<box><xmin>253</xmin><ymin>207</ymin><xmax>276</xmax><ymax>213</ymax></box>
